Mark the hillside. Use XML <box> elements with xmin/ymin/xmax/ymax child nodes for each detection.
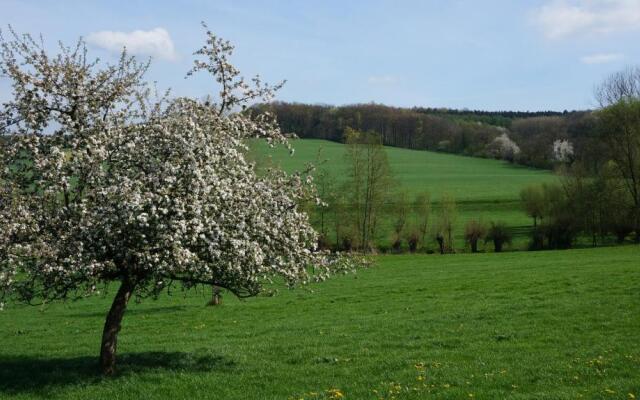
<box><xmin>251</xmin><ymin>139</ymin><xmax>556</xmax><ymax>202</ymax></box>
<box><xmin>253</xmin><ymin>103</ymin><xmax>593</xmax><ymax>169</ymax></box>
<box><xmin>251</xmin><ymin>139</ymin><xmax>558</xmax><ymax>249</ymax></box>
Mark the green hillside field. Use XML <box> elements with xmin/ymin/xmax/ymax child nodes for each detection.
<box><xmin>1</xmin><ymin>246</ymin><xmax>638</xmax><ymax>399</ymax></box>
<box><xmin>250</xmin><ymin>139</ymin><xmax>559</xmax><ymax>250</ymax></box>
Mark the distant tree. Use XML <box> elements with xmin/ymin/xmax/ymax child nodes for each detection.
<box><xmin>552</xmin><ymin>139</ymin><xmax>575</xmax><ymax>163</ymax></box>
<box><xmin>343</xmin><ymin>128</ymin><xmax>392</xmax><ymax>251</ymax></box>
<box><xmin>596</xmin><ymin>98</ymin><xmax>640</xmax><ymax>241</ymax></box>
<box><xmin>312</xmin><ymin>147</ymin><xmax>336</xmax><ymax>246</ymax></box>
<box><xmin>520</xmin><ymin>185</ymin><xmax>545</xmax><ymax>227</ymax></box>
<box><xmin>510</xmin><ymin>116</ymin><xmax>568</xmax><ymax>168</ymax></box>
<box><xmin>406</xmin><ymin>229</ymin><xmax>420</xmax><ymax>253</ymax></box>
<box><xmin>391</xmin><ymin>191</ymin><xmax>408</xmax><ymax>252</ymax></box>
<box><xmin>0</xmin><ymin>26</ymin><xmax>350</xmax><ymax>375</ymax></box>
<box><xmin>413</xmin><ymin>191</ymin><xmax>431</xmax><ymax>249</ymax></box>
<box><xmin>486</xmin><ymin>131</ymin><xmax>521</xmax><ymax>162</ymax></box>
<box><xmin>464</xmin><ymin>219</ymin><xmax>487</xmax><ymax>253</ymax></box>
<box><xmin>434</xmin><ymin>194</ymin><xmax>457</xmax><ymax>253</ymax></box>
<box><xmin>486</xmin><ymin>222</ymin><xmax>512</xmax><ymax>252</ymax></box>
<box><xmin>595</xmin><ymin>66</ymin><xmax>640</xmax><ymax>107</ymax></box>
<box><xmin>538</xmin><ymin>183</ymin><xmax>579</xmax><ymax>249</ymax></box>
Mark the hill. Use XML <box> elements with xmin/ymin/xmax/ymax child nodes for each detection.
<box><xmin>250</xmin><ymin>139</ymin><xmax>558</xmax><ymax>249</ymax></box>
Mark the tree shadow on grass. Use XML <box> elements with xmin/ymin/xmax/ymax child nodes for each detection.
<box><xmin>67</xmin><ymin>305</ymin><xmax>189</xmax><ymax>318</ymax></box>
<box><xmin>0</xmin><ymin>351</ymin><xmax>235</xmax><ymax>395</ymax></box>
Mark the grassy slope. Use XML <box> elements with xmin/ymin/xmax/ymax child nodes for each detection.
<box><xmin>250</xmin><ymin>139</ymin><xmax>558</xmax><ymax>248</ymax></box>
<box><xmin>251</xmin><ymin>139</ymin><xmax>556</xmax><ymax>202</ymax></box>
<box><xmin>1</xmin><ymin>246</ymin><xmax>638</xmax><ymax>399</ymax></box>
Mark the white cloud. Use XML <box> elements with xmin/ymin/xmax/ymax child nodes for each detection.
<box><xmin>368</xmin><ymin>75</ymin><xmax>398</xmax><ymax>85</ymax></box>
<box><xmin>86</xmin><ymin>28</ymin><xmax>177</xmax><ymax>61</ymax></box>
<box><xmin>580</xmin><ymin>52</ymin><xmax>624</xmax><ymax>64</ymax></box>
<box><xmin>533</xmin><ymin>0</ymin><xmax>640</xmax><ymax>39</ymax></box>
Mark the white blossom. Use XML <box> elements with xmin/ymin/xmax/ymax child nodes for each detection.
<box><xmin>487</xmin><ymin>131</ymin><xmax>521</xmax><ymax>161</ymax></box>
<box><xmin>0</xmin><ymin>25</ymin><xmax>353</xmax><ymax>308</ymax></box>
<box><xmin>552</xmin><ymin>139</ymin><xmax>574</xmax><ymax>163</ymax></box>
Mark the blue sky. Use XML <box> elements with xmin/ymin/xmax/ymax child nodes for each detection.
<box><xmin>1</xmin><ymin>0</ymin><xmax>639</xmax><ymax>111</ymax></box>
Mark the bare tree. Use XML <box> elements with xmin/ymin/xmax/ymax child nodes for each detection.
<box><xmin>343</xmin><ymin>128</ymin><xmax>391</xmax><ymax>252</ymax></box>
<box><xmin>413</xmin><ymin>191</ymin><xmax>431</xmax><ymax>249</ymax></box>
<box><xmin>434</xmin><ymin>193</ymin><xmax>457</xmax><ymax>253</ymax></box>
<box><xmin>595</xmin><ymin>66</ymin><xmax>640</xmax><ymax>107</ymax></box>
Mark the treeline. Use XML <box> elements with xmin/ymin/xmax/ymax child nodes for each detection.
<box><xmin>252</xmin><ymin>102</ymin><xmax>594</xmax><ymax>169</ymax></box>
<box><xmin>413</xmin><ymin>107</ymin><xmax>570</xmax><ymax>128</ymax></box>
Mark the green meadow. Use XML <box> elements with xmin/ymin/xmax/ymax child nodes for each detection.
<box><xmin>1</xmin><ymin>246</ymin><xmax>638</xmax><ymax>399</ymax></box>
<box><xmin>250</xmin><ymin>139</ymin><xmax>559</xmax><ymax>249</ymax></box>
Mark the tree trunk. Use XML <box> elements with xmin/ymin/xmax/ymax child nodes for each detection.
<box><xmin>471</xmin><ymin>239</ymin><xmax>478</xmax><ymax>253</ymax></box>
<box><xmin>100</xmin><ymin>278</ymin><xmax>135</xmax><ymax>375</ymax></box>
<box><xmin>207</xmin><ymin>285</ymin><xmax>222</xmax><ymax>306</ymax></box>
<box><xmin>436</xmin><ymin>235</ymin><xmax>445</xmax><ymax>255</ymax></box>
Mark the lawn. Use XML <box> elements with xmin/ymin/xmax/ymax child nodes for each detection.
<box><xmin>1</xmin><ymin>246</ymin><xmax>638</xmax><ymax>399</ymax></box>
<box><xmin>250</xmin><ymin>139</ymin><xmax>559</xmax><ymax>249</ymax></box>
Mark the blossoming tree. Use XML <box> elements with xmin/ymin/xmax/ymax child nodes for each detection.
<box><xmin>0</xmin><ymin>25</ymin><xmax>350</xmax><ymax>375</ymax></box>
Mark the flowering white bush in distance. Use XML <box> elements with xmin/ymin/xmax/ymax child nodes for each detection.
<box><xmin>552</xmin><ymin>138</ymin><xmax>574</xmax><ymax>163</ymax></box>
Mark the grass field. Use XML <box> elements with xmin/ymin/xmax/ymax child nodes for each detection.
<box><xmin>1</xmin><ymin>246</ymin><xmax>638</xmax><ymax>399</ymax></box>
<box><xmin>250</xmin><ymin>139</ymin><xmax>559</xmax><ymax>249</ymax></box>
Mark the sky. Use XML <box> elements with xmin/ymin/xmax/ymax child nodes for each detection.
<box><xmin>1</xmin><ymin>0</ymin><xmax>639</xmax><ymax>111</ymax></box>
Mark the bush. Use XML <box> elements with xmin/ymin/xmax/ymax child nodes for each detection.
<box><xmin>464</xmin><ymin>219</ymin><xmax>487</xmax><ymax>253</ymax></box>
<box><xmin>486</xmin><ymin>222</ymin><xmax>512</xmax><ymax>252</ymax></box>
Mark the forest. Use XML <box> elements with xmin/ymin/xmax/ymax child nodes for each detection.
<box><xmin>253</xmin><ymin>102</ymin><xmax>596</xmax><ymax>169</ymax></box>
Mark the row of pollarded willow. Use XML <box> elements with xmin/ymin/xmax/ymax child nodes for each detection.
<box><xmin>0</xmin><ymin>24</ymin><xmax>353</xmax><ymax>375</ymax></box>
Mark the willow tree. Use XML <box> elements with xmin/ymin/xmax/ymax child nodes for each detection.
<box><xmin>0</xmin><ymin>25</ymin><xmax>350</xmax><ymax>375</ymax></box>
